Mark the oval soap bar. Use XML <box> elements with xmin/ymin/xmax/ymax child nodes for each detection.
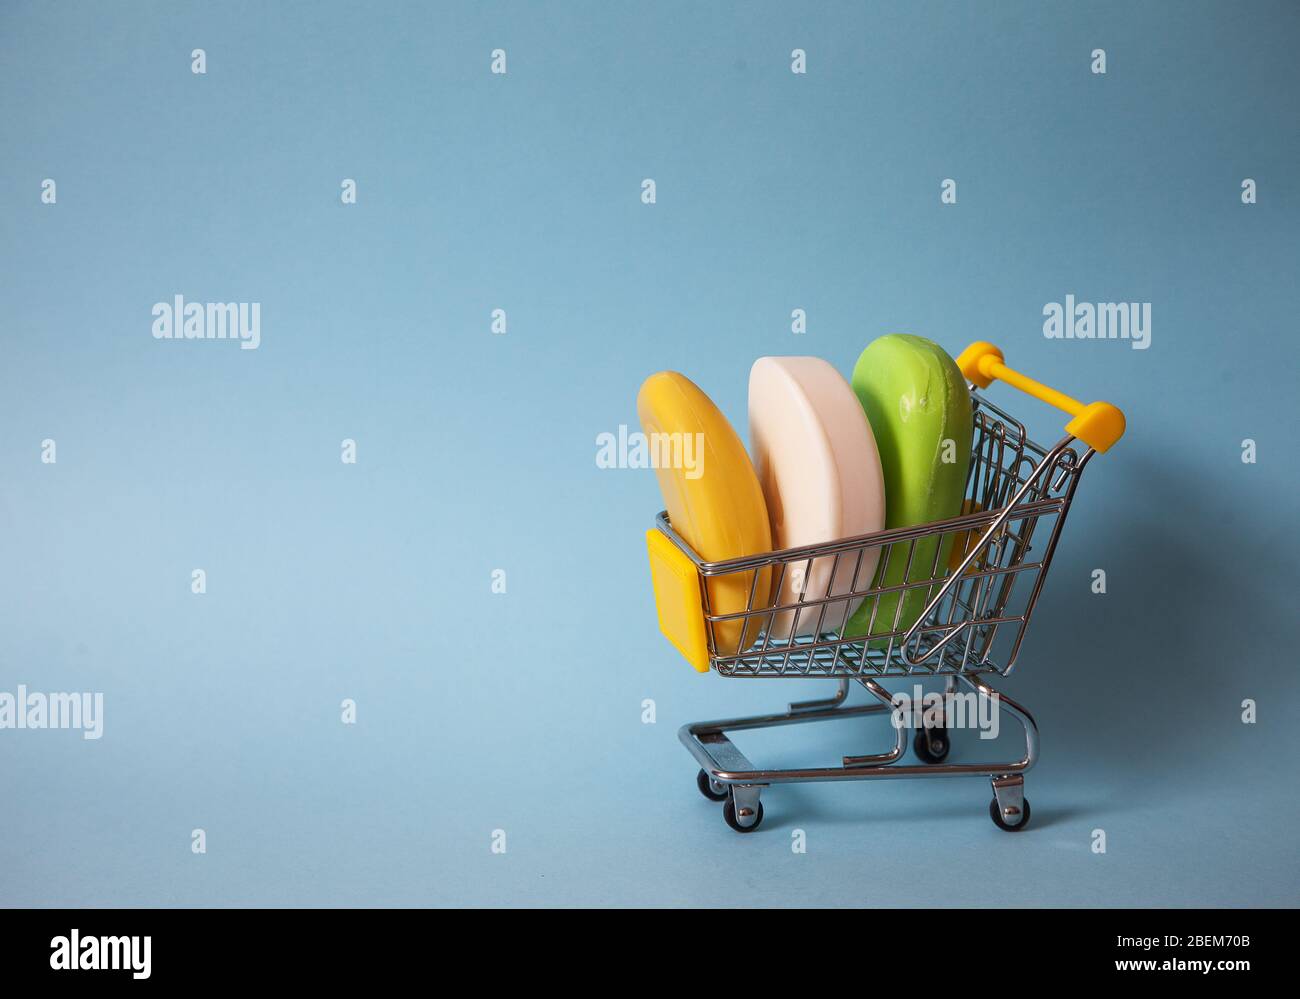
<box><xmin>843</xmin><ymin>335</ymin><xmax>973</xmax><ymax>644</ymax></box>
<box><xmin>749</xmin><ymin>357</ymin><xmax>885</xmax><ymax>638</ymax></box>
<box><xmin>638</xmin><ymin>371</ymin><xmax>773</xmax><ymax>656</ymax></box>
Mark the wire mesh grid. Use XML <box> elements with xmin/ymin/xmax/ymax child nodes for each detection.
<box><xmin>656</xmin><ymin>390</ymin><xmax>1088</xmax><ymax>679</ymax></box>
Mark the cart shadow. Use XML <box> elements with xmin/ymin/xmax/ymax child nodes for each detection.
<box><xmin>1010</xmin><ymin>449</ymin><xmax>1272</xmax><ymax>784</ymax></box>
<box><xmin>761</xmin><ymin>783</ymin><xmax>1100</xmax><ymax>832</ymax></box>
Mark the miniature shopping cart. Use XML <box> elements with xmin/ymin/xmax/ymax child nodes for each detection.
<box><xmin>645</xmin><ymin>342</ymin><xmax>1125</xmax><ymax>832</ymax></box>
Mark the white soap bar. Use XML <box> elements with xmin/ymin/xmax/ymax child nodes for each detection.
<box><xmin>749</xmin><ymin>356</ymin><xmax>886</xmax><ymax>638</ymax></box>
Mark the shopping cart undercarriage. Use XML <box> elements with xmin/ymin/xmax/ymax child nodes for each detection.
<box><xmin>648</xmin><ymin>342</ymin><xmax>1126</xmax><ymax>833</ymax></box>
<box><xmin>681</xmin><ymin>670</ymin><xmax>1039</xmax><ymax>833</ymax></box>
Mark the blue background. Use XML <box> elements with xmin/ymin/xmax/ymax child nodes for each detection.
<box><xmin>2</xmin><ymin>0</ymin><xmax>1297</xmax><ymax>907</ymax></box>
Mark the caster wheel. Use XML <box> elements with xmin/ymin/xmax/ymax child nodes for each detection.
<box><xmin>914</xmin><ymin>727</ymin><xmax>950</xmax><ymax>764</ymax></box>
<box><xmin>989</xmin><ymin>796</ymin><xmax>1031</xmax><ymax>832</ymax></box>
<box><xmin>723</xmin><ymin>794</ymin><xmax>764</xmax><ymax>833</ymax></box>
<box><xmin>696</xmin><ymin>768</ymin><xmax>728</xmax><ymax>802</ymax></box>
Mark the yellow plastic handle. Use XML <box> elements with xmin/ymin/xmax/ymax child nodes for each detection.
<box><xmin>956</xmin><ymin>342</ymin><xmax>1126</xmax><ymax>453</ymax></box>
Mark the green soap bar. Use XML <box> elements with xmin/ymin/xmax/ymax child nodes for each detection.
<box><xmin>844</xmin><ymin>335</ymin><xmax>973</xmax><ymax>645</ymax></box>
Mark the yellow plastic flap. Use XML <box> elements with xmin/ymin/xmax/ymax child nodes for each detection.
<box><xmin>645</xmin><ymin>529</ymin><xmax>709</xmax><ymax>673</ymax></box>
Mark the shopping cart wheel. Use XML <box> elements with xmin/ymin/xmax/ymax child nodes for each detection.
<box><xmin>913</xmin><ymin>726</ymin><xmax>950</xmax><ymax>764</ymax></box>
<box><xmin>723</xmin><ymin>790</ymin><xmax>764</xmax><ymax>833</ymax></box>
<box><xmin>696</xmin><ymin>768</ymin><xmax>728</xmax><ymax>802</ymax></box>
<box><xmin>989</xmin><ymin>796</ymin><xmax>1032</xmax><ymax>832</ymax></box>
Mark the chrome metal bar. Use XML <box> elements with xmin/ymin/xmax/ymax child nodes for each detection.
<box><xmin>788</xmin><ymin>678</ymin><xmax>850</xmax><ymax>713</ymax></box>
<box><xmin>653</xmin><ymin>498</ymin><xmax>1064</xmax><ymax>575</ymax></box>
<box><xmin>681</xmin><ymin>671</ymin><xmax>1037</xmax><ymax>786</ymax></box>
<box><xmin>842</xmin><ymin>677</ymin><xmax>907</xmax><ymax>766</ymax></box>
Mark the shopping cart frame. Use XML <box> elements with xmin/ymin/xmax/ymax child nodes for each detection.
<box><xmin>648</xmin><ymin>342</ymin><xmax>1125</xmax><ymax>832</ymax></box>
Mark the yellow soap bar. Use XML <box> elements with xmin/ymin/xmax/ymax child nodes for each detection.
<box><xmin>638</xmin><ymin>371</ymin><xmax>773</xmax><ymax>661</ymax></box>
